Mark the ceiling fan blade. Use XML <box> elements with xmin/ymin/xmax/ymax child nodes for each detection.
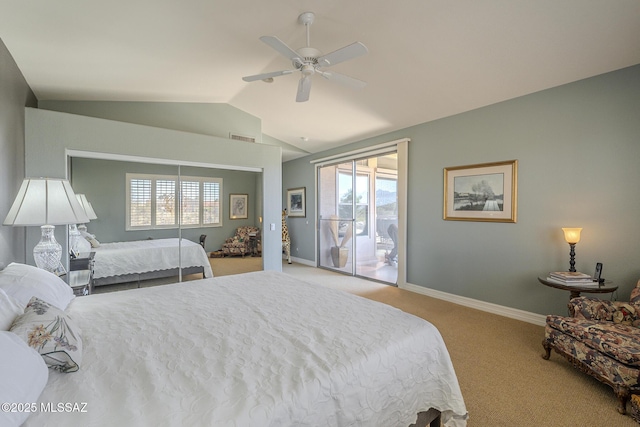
<box><xmin>260</xmin><ymin>36</ymin><xmax>302</xmax><ymax>64</ymax></box>
<box><xmin>296</xmin><ymin>76</ymin><xmax>312</xmax><ymax>102</ymax></box>
<box><xmin>317</xmin><ymin>42</ymin><xmax>368</xmax><ymax>67</ymax></box>
<box><xmin>242</xmin><ymin>69</ymin><xmax>294</xmax><ymax>82</ymax></box>
<box><xmin>319</xmin><ymin>71</ymin><xmax>367</xmax><ymax>89</ymax></box>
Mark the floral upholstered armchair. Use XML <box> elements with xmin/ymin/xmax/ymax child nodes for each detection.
<box><xmin>543</xmin><ymin>280</ymin><xmax>640</xmax><ymax>415</ymax></box>
<box><xmin>221</xmin><ymin>226</ymin><xmax>259</xmax><ymax>258</ymax></box>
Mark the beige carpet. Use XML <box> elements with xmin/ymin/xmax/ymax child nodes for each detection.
<box><xmin>281</xmin><ymin>263</ymin><xmax>636</xmax><ymax>427</ymax></box>
<box><xmin>209</xmin><ymin>255</ymin><xmax>263</xmax><ymax>276</ymax></box>
<box><xmin>96</xmin><ymin>258</ymin><xmax>637</xmax><ymax>426</ymax></box>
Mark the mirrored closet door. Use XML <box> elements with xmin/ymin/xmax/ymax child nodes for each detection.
<box><xmin>69</xmin><ymin>155</ymin><xmax>262</xmax><ymax>292</ymax></box>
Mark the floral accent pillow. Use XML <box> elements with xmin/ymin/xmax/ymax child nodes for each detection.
<box><xmin>10</xmin><ymin>296</ymin><xmax>83</xmax><ymax>373</ymax></box>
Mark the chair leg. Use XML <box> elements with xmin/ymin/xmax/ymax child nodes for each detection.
<box><xmin>614</xmin><ymin>387</ymin><xmax>629</xmax><ymax>414</ymax></box>
<box><xmin>542</xmin><ymin>340</ymin><xmax>552</xmax><ymax>360</ymax></box>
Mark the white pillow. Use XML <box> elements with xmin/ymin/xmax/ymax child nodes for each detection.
<box><xmin>11</xmin><ymin>296</ymin><xmax>83</xmax><ymax>373</ymax></box>
<box><xmin>0</xmin><ymin>288</ymin><xmax>23</xmax><ymax>331</ymax></box>
<box><xmin>80</xmin><ymin>230</ymin><xmax>100</xmax><ymax>248</ymax></box>
<box><xmin>0</xmin><ymin>262</ymin><xmax>75</xmax><ymax>310</ymax></box>
<box><xmin>0</xmin><ymin>331</ymin><xmax>49</xmax><ymax>427</ymax></box>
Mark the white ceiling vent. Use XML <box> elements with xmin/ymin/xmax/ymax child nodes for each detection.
<box><xmin>229</xmin><ymin>133</ymin><xmax>256</xmax><ymax>143</ymax></box>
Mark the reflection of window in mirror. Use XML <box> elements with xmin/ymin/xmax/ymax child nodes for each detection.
<box><xmin>126</xmin><ymin>173</ymin><xmax>222</xmax><ymax>230</ymax></box>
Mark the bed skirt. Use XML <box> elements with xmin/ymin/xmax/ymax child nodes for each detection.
<box><xmin>93</xmin><ymin>266</ymin><xmax>205</xmax><ymax>287</ymax></box>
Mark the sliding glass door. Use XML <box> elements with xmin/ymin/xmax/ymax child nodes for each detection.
<box><xmin>317</xmin><ymin>152</ymin><xmax>398</xmax><ymax>285</ymax></box>
<box><xmin>318</xmin><ymin>162</ymin><xmax>355</xmax><ymax>273</ymax></box>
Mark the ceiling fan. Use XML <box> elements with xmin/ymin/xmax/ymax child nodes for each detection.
<box><xmin>242</xmin><ymin>11</ymin><xmax>368</xmax><ymax>102</ymax></box>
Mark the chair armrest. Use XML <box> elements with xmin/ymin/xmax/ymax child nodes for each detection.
<box><xmin>569</xmin><ymin>297</ymin><xmax>619</xmax><ymax>320</ymax></box>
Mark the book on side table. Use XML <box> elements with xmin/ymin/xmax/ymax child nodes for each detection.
<box><xmin>547</xmin><ymin>271</ymin><xmax>600</xmax><ymax>287</ymax></box>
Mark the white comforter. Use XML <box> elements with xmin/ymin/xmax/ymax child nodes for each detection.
<box><xmin>92</xmin><ymin>238</ymin><xmax>213</xmax><ymax>279</ymax></box>
<box><xmin>25</xmin><ymin>271</ymin><xmax>467</xmax><ymax>427</ymax></box>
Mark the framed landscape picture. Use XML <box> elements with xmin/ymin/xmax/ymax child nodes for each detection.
<box><xmin>443</xmin><ymin>160</ymin><xmax>518</xmax><ymax>223</ymax></box>
<box><xmin>287</xmin><ymin>187</ymin><xmax>306</xmax><ymax>218</ymax></box>
<box><xmin>229</xmin><ymin>194</ymin><xmax>248</xmax><ymax>219</ymax></box>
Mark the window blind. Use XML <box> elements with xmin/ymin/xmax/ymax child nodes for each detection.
<box><xmin>126</xmin><ymin>173</ymin><xmax>223</xmax><ymax>230</ymax></box>
<box><xmin>180</xmin><ymin>181</ymin><xmax>200</xmax><ymax>225</ymax></box>
<box><xmin>156</xmin><ymin>179</ymin><xmax>176</xmax><ymax>226</ymax></box>
<box><xmin>130</xmin><ymin>178</ymin><xmax>152</xmax><ymax>227</ymax></box>
<box><xmin>203</xmin><ymin>181</ymin><xmax>221</xmax><ymax>225</ymax></box>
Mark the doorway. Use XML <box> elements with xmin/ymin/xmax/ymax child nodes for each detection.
<box><xmin>317</xmin><ymin>152</ymin><xmax>399</xmax><ymax>285</ymax></box>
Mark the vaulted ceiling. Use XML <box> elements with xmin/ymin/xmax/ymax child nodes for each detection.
<box><xmin>2</xmin><ymin>0</ymin><xmax>639</xmax><ymax>160</ymax></box>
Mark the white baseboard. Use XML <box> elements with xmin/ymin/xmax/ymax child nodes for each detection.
<box><xmin>288</xmin><ymin>256</ymin><xmax>316</xmax><ymax>267</ymax></box>
<box><xmin>402</xmin><ymin>282</ymin><xmax>546</xmax><ymax>327</ymax></box>
<box><xmin>281</xmin><ymin>259</ymin><xmax>546</xmax><ymax>326</ymax></box>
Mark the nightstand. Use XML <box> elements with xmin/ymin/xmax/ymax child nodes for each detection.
<box><xmin>66</xmin><ymin>251</ymin><xmax>95</xmax><ymax>296</ymax></box>
<box><xmin>70</xmin><ymin>251</ymin><xmax>95</xmax><ymax>272</ymax></box>
<box><xmin>64</xmin><ymin>270</ymin><xmax>93</xmax><ymax>296</ymax></box>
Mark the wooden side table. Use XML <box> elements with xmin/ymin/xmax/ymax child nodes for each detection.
<box><xmin>538</xmin><ymin>276</ymin><xmax>617</xmax><ymax>300</ymax></box>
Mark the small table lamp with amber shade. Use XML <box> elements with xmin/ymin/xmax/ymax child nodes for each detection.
<box><xmin>562</xmin><ymin>227</ymin><xmax>582</xmax><ymax>272</ymax></box>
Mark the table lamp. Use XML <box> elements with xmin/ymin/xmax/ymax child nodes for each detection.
<box><xmin>75</xmin><ymin>194</ymin><xmax>98</xmax><ymax>223</ymax></box>
<box><xmin>562</xmin><ymin>227</ymin><xmax>582</xmax><ymax>272</ymax></box>
<box><xmin>3</xmin><ymin>178</ymin><xmax>89</xmax><ymax>273</ymax></box>
<box><xmin>70</xmin><ymin>194</ymin><xmax>98</xmax><ymax>253</ymax></box>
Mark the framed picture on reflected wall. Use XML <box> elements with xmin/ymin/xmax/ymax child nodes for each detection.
<box><xmin>229</xmin><ymin>194</ymin><xmax>248</xmax><ymax>219</ymax></box>
<box><xmin>443</xmin><ymin>160</ymin><xmax>517</xmax><ymax>223</ymax></box>
<box><xmin>287</xmin><ymin>187</ymin><xmax>306</xmax><ymax>218</ymax></box>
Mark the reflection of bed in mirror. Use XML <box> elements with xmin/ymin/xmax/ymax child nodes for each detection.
<box><xmin>92</xmin><ymin>238</ymin><xmax>213</xmax><ymax>287</ymax></box>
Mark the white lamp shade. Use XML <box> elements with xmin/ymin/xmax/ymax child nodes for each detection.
<box><xmin>75</xmin><ymin>194</ymin><xmax>98</xmax><ymax>220</ymax></box>
<box><xmin>3</xmin><ymin>178</ymin><xmax>90</xmax><ymax>226</ymax></box>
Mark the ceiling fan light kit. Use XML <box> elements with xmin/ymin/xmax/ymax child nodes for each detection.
<box><xmin>242</xmin><ymin>11</ymin><xmax>368</xmax><ymax>102</ymax></box>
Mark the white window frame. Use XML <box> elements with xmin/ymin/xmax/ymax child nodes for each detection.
<box><xmin>126</xmin><ymin>173</ymin><xmax>223</xmax><ymax>230</ymax></box>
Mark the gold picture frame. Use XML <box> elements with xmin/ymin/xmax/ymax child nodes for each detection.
<box><xmin>444</xmin><ymin>160</ymin><xmax>518</xmax><ymax>223</ymax></box>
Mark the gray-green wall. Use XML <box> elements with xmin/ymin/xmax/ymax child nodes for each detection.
<box><xmin>38</xmin><ymin>101</ymin><xmax>262</xmax><ymax>144</ymax></box>
<box><xmin>283</xmin><ymin>64</ymin><xmax>640</xmax><ymax>317</ymax></box>
<box><xmin>70</xmin><ymin>158</ymin><xmax>259</xmax><ymax>252</ymax></box>
<box><xmin>0</xmin><ymin>38</ymin><xmax>37</xmax><ymax>267</ymax></box>
<box><xmin>39</xmin><ymin>100</ymin><xmax>309</xmax><ymax>161</ymax></box>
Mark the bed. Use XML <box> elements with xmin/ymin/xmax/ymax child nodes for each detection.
<box><xmin>91</xmin><ymin>238</ymin><xmax>214</xmax><ymax>286</ymax></box>
<box><xmin>2</xmin><ymin>266</ymin><xmax>467</xmax><ymax>427</ymax></box>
